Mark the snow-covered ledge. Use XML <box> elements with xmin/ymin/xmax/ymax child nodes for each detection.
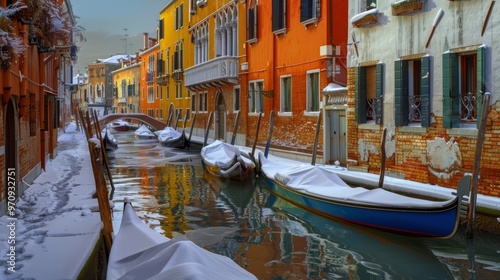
<box><xmin>351</xmin><ymin>9</ymin><xmax>379</xmax><ymax>28</ymax></box>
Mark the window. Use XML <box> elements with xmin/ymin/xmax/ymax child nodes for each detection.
<box><xmin>147</xmin><ymin>54</ymin><xmax>155</xmax><ymax>83</ymax></box>
<box><xmin>121</xmin><ymin>80</ymin><xmax>126</xmax><ymax>98</ymax></box>
<box><xmin>300</xmin><ymin>0</ymin><xmax>320</xmax><ymax>25</ymax></box>
<box><xmin>394</xmin><ymin>57</ymin><xmax>431</xmax><ymax>127</ymax></box>
<box><xmin>306</xmin><ymin>71</ymin><xmax>320</xmax><ymax>112</ymax></box>
<box><xmin>247</xmin><ymin>2</ymin><xmax>258</xmax><ymax>43</ymax></box>
<box><xmin>159</xmin><ymin>18</ymin><xmax>164</xmax><ymax>40</ymax></box>
<box><xmin>215</xmin><ymin>7</ymin><xmax>237</xmax><ymax>57</ymax></box>
<box><xmin>194</xmin><ymin>23</ymin><xmax>208</xmax><ymax>64</ymax></box>
<box><xmin>147</xmin><ymin>87</ymin><xmax>154</xmax><ymax>103</ymax></box>
<box><xmin>355</xmin><ymin>64</ymin><xmax>384</xmax><ymax>124</ymax></box>
<box><xmin>272</xmin><ymin>0</ymin><xmax>286</xmax><ymax>34</ymax></box>
<box><xmin>190</xmin><ymin>0</ymin><xmax>197</xmax><ymax>14</ymax></box>
<box><xmin>233</xmin><ymin>86</ymin><xmax>241</xmax><ymax>112</ymax></box>
<box><xmin>166</xmin><ymin>48</ymin><xmax>170</xmax><ymax>76</ymax></box>
<box><xmin>191</xmin><ymin>92</ymin><xmax>197</xmax><ymax>113</ymax></box>
<box><xmin>199</xmin><ymin>92</ymin><xmax>208</xmax><ymax>112</ymax></box>
<box><xmin>442</xmin><ymin>46</ymin><xmax>486</xmax><ymax>128</ymax></box>
<box><xmin>173</xmin><ymin>42</ymin><xmax>183</xmax><ymax>71</ymax></box>
<box><xmin>364</xmin><ymin>0</ymin><xmax>377</xmax><ymax>11</ymax></box>
<box><xmin>175</xmin><ymin>4</ymin><xmax>184</xmax><ymax>30</ymax></box>
<box><xmin>249</xmin><ymin>80</ymin><xmax>264</xmax><ymax>113</ymax></box>
<box><xmin>280</xmin><ymin>75</ymin><xmax>292</xmax><ymax>113</ymax></box>
<box><xmin>176</xmin><ymin>83</ymin><xmax>182</xmax><ymax>99</ymax></box>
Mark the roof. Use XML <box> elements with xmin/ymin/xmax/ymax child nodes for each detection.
<box><xmin>96</xmin><ymin>54</ymin><xmax>136</xmax><ymax>64</ymax></box>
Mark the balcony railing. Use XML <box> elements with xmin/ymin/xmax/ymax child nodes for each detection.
<box><xmin>118</xmin><ymin>97</ymin><xmax>127</xmax><ymax>104</ymax></box>
<box><xmin>184</xmin><ymin>56</ymin><xmax>239</xmax><ymax>89</ymax></box>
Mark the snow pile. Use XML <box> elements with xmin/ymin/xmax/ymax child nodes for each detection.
<box><xmin>0</xmin><ymin>123</ymin><xmax>104</xmax><ymax>279</ymax></box>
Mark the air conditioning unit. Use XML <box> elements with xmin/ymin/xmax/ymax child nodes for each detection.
<box><xmin>196</xmin><ymin>0</ymin><xmax>206</xmax><ymax>8</ymax></box>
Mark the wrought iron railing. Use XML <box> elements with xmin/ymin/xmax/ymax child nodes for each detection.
<box><xmin>461</xmin><ymin>92</ymin><xmax>477</xmax><ymax>123</ymax></box>
<box><xmin>409</xmin><ymin>95</ymin><xmax>421</xmax><ymax>122</ymax></box>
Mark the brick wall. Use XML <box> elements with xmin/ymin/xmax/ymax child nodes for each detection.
<box><xmin>347</xmin><ymin>67</ymin><xmax>500</xmax><ymax>196</ymax></box>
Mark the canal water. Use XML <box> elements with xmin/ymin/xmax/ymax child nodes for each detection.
<box><xmin>106</xmin><ymin>130</ymin><xmax>500</xmax><ymax>279</ymax></box>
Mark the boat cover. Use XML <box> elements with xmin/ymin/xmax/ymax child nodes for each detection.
<box><xmin>157</xmin><ymin>127</ymin><xmax>182</xmax><ymax>142</ymax></box>
<box><xmin>259</xmin><ymin>152</ymin><xmax>453</xmax><ymax>209</ymax></box>
<box><xmin>201</xmin><ymin>140</ymin><xmax>255</xmax><ymax>169</ymax></box>
<box><xmin>134</xmin><ymin>125</ymin><xmax>155</xmax><ymax>137</ymax></box>
<box><xmin>107</xmin><ymin>203</ymin><xmax>257</xmax><ymax>280</ymax></box>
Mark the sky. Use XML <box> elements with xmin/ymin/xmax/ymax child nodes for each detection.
<box><xmin>71</xmin><ymin>0</ymin><xmax>168</xmax><ymax>74</ymax></box>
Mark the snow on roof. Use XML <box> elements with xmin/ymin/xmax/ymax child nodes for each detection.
<box><xmin>96</xmin><ymin>54</ymin><xmax>136</xmax><ymax>64</ymax></box>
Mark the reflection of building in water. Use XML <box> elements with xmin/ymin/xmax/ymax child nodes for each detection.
<box><xmin>155</xmin><ymin>164</ymin><xmax>196</xmax><ymax>237</ymax></box>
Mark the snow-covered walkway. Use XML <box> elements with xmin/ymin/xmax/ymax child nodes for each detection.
<box><xmin>0</xmin><ymin>123</ymin><xmax>103</xmax><ymax>279</ymax></box>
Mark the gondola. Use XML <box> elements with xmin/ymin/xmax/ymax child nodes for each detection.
<box><xmin>201</xmin><ymin>140</ymin><xmax>255</xmax><ymax>181</ymax></box>
<box><xmin>258</xmin><ymin>152</ymin><xmax>469</xmax><ymax>238</ymax></box>
<box><xmin>107</xmin><ymin>198</ymin><xmax>257</xmax><ymax>280</ymax></box>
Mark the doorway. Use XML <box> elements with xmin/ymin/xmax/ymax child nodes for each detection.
<box><xmin>325</xmin><ymin>109</ymin><xmax>347</xmax><ymax>165</ymax></box>
<box><xmin>215</xmin><ymin>90</ymin><xmax>226</xmax><ymax>140</ymax></box>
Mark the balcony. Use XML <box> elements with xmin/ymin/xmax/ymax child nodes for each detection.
<box><xmin>118</xmin><ymin>97</ymin><xmax>127</xmax><ymax>104</ymax></box>
<box><xmin>185</xmin><ymin>56</ymin><xmax>239</xmax><ymax>90</ymax></box>
<box><xmin>351</xmin><ymin>9</ymin><xmax>379</xmax><ymax>28</ymax></box>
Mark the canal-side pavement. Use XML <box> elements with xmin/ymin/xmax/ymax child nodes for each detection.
<box><xmin>0</xmin><ymin>122</ymin><xmax>104</xmax><ymax>279</ymax></box>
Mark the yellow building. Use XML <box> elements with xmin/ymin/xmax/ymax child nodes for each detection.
<box><xmin>182</xmin><ymin>0</ymin><xmax>244</xmax><ymax>143</ymax></box>
<box><xmin>159</xmin><ymin>0</ymin><xmax>192</xmax><ymax>129</ymax></box>
<box><xmin>112</xmin><ymin>57</ymin><xmax>141</xmax><ymax>114</ymax></box>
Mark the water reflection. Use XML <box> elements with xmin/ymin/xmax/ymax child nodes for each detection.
<box><xmin>106</xmin><ymin>130</ymin><xmax>500</xmax><ymax>279</ymax></box>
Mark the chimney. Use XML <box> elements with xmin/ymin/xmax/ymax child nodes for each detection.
<box><xmin>135</xmin><ymin>52</ymin><xmax>140</xmax><ymax>63</ymax></box>
<box><xmin>143</xmin><ymin>32</ymin><xmax>149</xmax><ymax>49</ymax></box>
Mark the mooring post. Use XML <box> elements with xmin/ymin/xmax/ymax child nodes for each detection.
<box><xmin>466</xmin><ymin>92</ymin><xmax>491</xmax><ymax>238</ymax></box>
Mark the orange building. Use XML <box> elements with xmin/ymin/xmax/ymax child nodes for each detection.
<box><xmin>242</xmin><ymin>0</ymin><xmax>348</xmax><ymax>163</ymax></box>
<box><xmin>139</xmin><ymin>33</ymin><xmax>163</xmax><ymax>121</ymax></box>
<box><xmin>0</xmin><ymin>0</ymin><xmax>76</xmax><ymax>213</ymax></box>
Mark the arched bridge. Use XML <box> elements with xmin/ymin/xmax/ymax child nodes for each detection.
<box><xmin>99</xmin><ymin>113</ymin><xmax>166</xmax><ymax>130</ymax></box>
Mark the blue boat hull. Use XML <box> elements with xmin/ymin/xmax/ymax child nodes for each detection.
<box><xmin>262</xmin><ymin>176</ymin><xmax>463</xmax><ymax>238</ymax></box>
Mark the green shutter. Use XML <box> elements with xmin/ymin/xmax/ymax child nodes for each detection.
<box><xmin>355</xmin><ymin>67</ymin><xmax>367</xmax><ymax>124</ymax></box>
<box><xmin>420</xmin><ymin>56</ymin><xmax>431</xmax><ymax>127</ymax></box>
<box><xmin>442</xmin><ymin>52</ymin><xmax>459</xmax><ymax>128</ymax></box>
<box><xmin>394</xmin><ymin>60</ymin><xmax>409</xmax><ymax>127</ymax></box>
<box><xmin>476</xmin><ymin>46</ymin><xmax>486</xmax><ymax>128</ymax></box>
<box><xmin>375</xmin><ymin>63</ymin><xmax>384</xmax><ymax>125</ymax></box>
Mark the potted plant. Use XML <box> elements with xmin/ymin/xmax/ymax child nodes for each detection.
<box><xmin>391</xmin><ymin>0</ymin><xmax>424</xmax><ymax>16</ymax></box>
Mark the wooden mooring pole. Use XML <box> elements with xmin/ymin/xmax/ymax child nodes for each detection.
<box><xmin>311</xmin><ymin>111</ymin><xmax>323</xmax><ymax>166</ymax></box>
<box><xmin>466</xmin><ymin>92</ymin><xmax>491</xmax><ymax>238</ymax></box>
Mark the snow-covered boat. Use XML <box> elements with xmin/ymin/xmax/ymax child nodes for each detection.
<box><xmin>201</xmin><ymin>140</ymin><xmax>255</xmax><ymax>181</ymax></box>
<box><xmin>107</xmin><ymin>198</ymin><xmax>257</xmax><ymax>280</ymax></box>
<box><xmin>103</xmin><ymin>129</ymin><xmax>118</xmax><ymax>151</ymax></box>
<box><xmin>156</xmin><ymin>126</ymin><xmax>188</xmax><ymax>148</ymax></box>
<box><xmin>134</xmin><ymin>124</ymin><xmax>156</xmax><ymax>139</ymax></box>
<box><xmin>258</xmin><ymin>152</ymin><xmax>469</xmax><ymax>238</ymax></box>
<box><xmin>108</xmin><ymin>120</ymin><xmax>130</xmax><ymax>132</ymax></box>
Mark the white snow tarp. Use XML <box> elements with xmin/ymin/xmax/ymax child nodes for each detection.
<box><xmin>107</xmin><ymin>202</ymin><xmax>257</xmax><ymax>280</ymax></box>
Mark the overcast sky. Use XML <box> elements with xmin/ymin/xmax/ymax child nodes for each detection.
<box><xmin>71</xmin><ymin>0</ymin><xmax>167</xmax><ymax>74</ymax></box>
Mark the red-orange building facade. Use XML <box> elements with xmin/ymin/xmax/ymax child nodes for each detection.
<box><xmin>140</xmin><ymin>35</ymin><xmax>162</xmax><ymax>120</ymax></box>
<box><xmin>0</xmin><ymin>0</ymin><xmax>76</xmax><ymax>214</ymax></box>
<box><xmin>242</xmin><ymin>0</ymin><xmax>348</xmax><ymax>162</ymax></box>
